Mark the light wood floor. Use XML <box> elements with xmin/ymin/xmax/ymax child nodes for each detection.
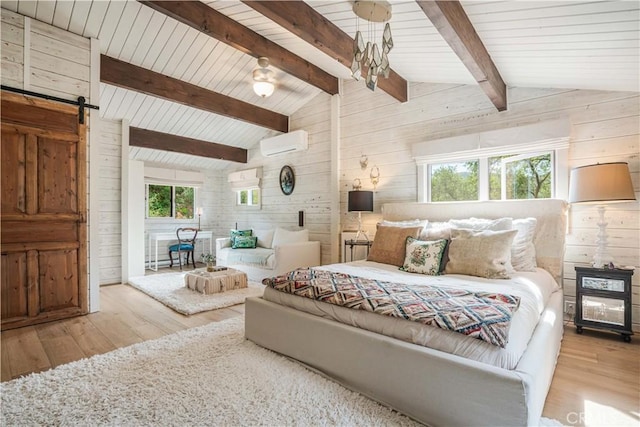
<box><xmin>2</xmin><ymin>283</ymin><xmax>639</xmax><ymax>427</ymax></box>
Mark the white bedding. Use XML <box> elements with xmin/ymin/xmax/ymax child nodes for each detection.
<box><xmin>262</xmin><ymin>260</ymin><xmax>560</xmax><ymax>370</ymax></box>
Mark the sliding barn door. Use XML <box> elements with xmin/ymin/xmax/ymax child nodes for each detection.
<box><xmin>1</xmin><ymin>92</ymin><xmax>88</xmax><ymax>330</ymax></box>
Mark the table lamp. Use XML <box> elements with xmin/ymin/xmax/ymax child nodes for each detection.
<box><xmin>569</xmin><ymin>162</ymin><xmax>636</xmax><ymax>268</ymax></box>
<box><xmin>348</xmin><ymin>190</ymin><xmax>374</xmax><ymax>241</ymax></box>
<box><xmin>196</xmin><ymin>207</ymin><xmax>203</xmax><ymax>230</ymax></box>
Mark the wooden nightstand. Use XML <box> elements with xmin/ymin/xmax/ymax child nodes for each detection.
<box><xmin>574</xmin><ymin>266</ymin><xmax>634</xmax><ymax>342</ymax></box>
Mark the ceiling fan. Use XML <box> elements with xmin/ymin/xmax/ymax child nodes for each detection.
<box><xmin>252</xmin><ymin>57</ymin><xmax>276</xmax><ymax>98</ymax></box>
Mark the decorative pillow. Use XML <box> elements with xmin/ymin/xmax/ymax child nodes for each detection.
<box><xmin>367</xmin><ymin>225</ymin><xmax>423</xmax><ymax>267</ymax></box>
<box><xmin>419</xmin><ymin>221</ymin><xmax>453</xmax><ymax>240</ymax></box>
<box><xmin>253</xmin><ymin>228</ymin><xmax>275</xmax><ymax>249</ymax></box>
<box><xmin>380</xmin><ymin>219</ymin><xmax>428</xmax><ymax>228</ymax></box>
<box><xmin>271</xmin><ymin>227</ymin><xmax>309</xmax><ymax>247</ymax></box>
<box><xmin>230</xmin><ymin>229</ymin><xmax>252</xmax><ymax>245</ymax></box>
<box><xmin>420</xmin><ymin>222</ymin><xmax>454</xmax><ymax>273</ymax></box>
<box><xmin>232</xmin><ymin>235</ymin><xmax>258</xmax><ymax>249</ymax></box>
<box><xmin>400</xmin><ymin>237</ymin><xmax>448</xmax><ymax>275</ymax></box>
<box><xmin>445</xmin><ymin>229</ymin><xmax>518</xmax><ymax>279</ymax></box>
<box><xmin>449</xmin><ymin>217</ymin><xmax>513</xmax><ymax>232</ymax></box>
<box><xmin>511</xmin><ymin>218</ymin><xmax>538</xmax><ymax>272</ymax></box>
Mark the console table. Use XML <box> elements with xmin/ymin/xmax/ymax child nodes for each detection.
<box><xmin>147</xmin><ymin>230</ymin><xmax>213</xmax><ymax>271</ymax></box>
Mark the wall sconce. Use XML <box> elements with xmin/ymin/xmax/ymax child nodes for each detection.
<box><xmin>352</xmin><ymin>178</ymin><xmax>362</xmax><ymax>190</ymax></box>
<box><xmin>360</xmin><ymin>154</ymin><xmax>368</xmax><ymax>170</ymax></box>
<box><xmin>370</xmin><ymin>166</ymin><xmax>380</xmax><ymax>190</ymax></box>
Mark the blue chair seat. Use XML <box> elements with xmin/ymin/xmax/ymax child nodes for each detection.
<box><xmin>168</xmin><ymin>243</ymin><xmax>194</xmax><ymax>251</ymax></box>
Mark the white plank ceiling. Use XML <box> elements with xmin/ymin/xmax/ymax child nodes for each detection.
<box><xmin>3</xmin><ymin>0</ymin><xmax>638</xmax><ymax>170</ymax></box>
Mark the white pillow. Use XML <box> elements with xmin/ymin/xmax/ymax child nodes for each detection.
<box><xmin>420</xmin><ymin>221</ymin><xmax>453</xmax><ymax>240</ymax></box>
<box><xmin>252</xmin><ymin>229</ymin><xmax>275</xmax><ymax>249</ymax></box>
<box><xmin>511</xmin><ymin>218</ymin><xmax>537</xmax><ymax>272</ymax></box>
<box><xmin>271</xmin><ymin>228</ymin><xmax>309</xmax><ymax>247</ymax></box>
<box><xmin>380</xmin><ymin>219</ymin><xmax>428</xmax><ymax>228</ymax></box>
<box><xmin>449</xmin><ymin>217</ymin><xmax>513</xmax><ymax>231</ymax></box>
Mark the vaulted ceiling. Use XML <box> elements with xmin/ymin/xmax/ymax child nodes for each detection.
<box><xmin>4</xmin><ymin>0</ymin><xmax>638</xmax><ymax>170</ymax></box>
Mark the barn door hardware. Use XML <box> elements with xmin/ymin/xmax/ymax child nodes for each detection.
<box><xmin>1</xmin><ymin>85</ymin><xmax>99</xmax><ymax>124</ymax></box>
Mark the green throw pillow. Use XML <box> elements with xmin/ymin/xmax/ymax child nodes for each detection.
<box><xmin>230</xmin><ymin>229</ymin><xmax>252</xmax><ymax>245</ymax></box>
<box><xmin>232</xmin><ymin>235</ymin><xmax>258</xmax><ymax>249</ymax></box>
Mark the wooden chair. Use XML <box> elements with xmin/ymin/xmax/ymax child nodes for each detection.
<box><xmin>168</xmin><ymin>228</ymin><xmax>199</xmax><ymax>270</ymax></box>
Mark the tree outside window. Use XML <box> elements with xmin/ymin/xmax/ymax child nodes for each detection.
<box><xmin>147</xmin><ymin>184</ymin><xmax>195</xmax><ymax>219</ymax></box>
<box><xmin>489</xmin><ymin>153</ymin><xmax>552</xmax><ymax>200</ymax></box>
<box><xmin>427</xmin><ymin>152</ymin><xmax>553</xmax><ymax>202</ymax></box>
<box><xmin>237</xmin><ymin>188</ymin><xmax>260</xmax><ymax>207</ymax></box>
<box><xmin>430</xmin><ymin>161</ymin><xmax>479</xmax><ymax>202</ymax></box>
<box><xmin>175</xmin><ymin>186</ymin><xmax>194</xmax><ymax>219</ymax></box>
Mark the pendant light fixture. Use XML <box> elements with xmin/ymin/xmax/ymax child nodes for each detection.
<box><xmin>351</xmin><ymin>1</ymin><xmax>394</xmax><ymax>91</ymax></box>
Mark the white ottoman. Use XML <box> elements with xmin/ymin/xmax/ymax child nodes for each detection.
<box><xmin>184</xmin><ymin>268</ymin><xmax>248</xmax><ymax>294</ymax></box>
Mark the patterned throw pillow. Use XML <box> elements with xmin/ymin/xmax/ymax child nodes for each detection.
<box><xmin>230</xmin><ymin>229</ymin><xmax>252</xmax><ymax>245</ymax></box>
<box><xmin>232</xmin><ymin>235</ymin><xmax>258</xmax><ymax>249</ymax></box>
<box><xmin>400</xmin><ymin>237</ymin><xmax>448</xmax><ymax>275</ymax></box>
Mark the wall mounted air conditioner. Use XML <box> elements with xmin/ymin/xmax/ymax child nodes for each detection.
<box><xmin>260</xmin><ymin>130</ymin><xmax>308</xmax><ymax>157</ymax></box>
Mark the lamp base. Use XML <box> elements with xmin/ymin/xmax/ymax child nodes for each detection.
<box><xmin>592</xmin><ymin>205</ymin><xmax>614</xmax><ymax>268</ymax></box>
<box><xmin>354</xmin><ymin>211</ymin><xmax>370</xmax><ymax>242</ymax></box>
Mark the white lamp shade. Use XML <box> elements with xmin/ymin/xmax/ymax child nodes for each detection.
<box><xmin>253</xmin><ymin>81</ymin><xmax>275</xmax><ymax>98</ymax></box>
<box><xmin>569</xmin><ymin>162</ymin><xmax>636</xmax><ymax>203</ymax></box>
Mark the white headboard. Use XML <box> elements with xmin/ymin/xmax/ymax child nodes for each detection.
<box><xmin>382</xmin><ymin>199</ymin><xmax>568</xmax><ymax>284</ymax></box>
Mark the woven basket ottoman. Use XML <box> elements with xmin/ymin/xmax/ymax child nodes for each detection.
<box><xmin>184</xmin><ymin>268</ymin><xmax>248</xmax><ymax>294</ymax></box>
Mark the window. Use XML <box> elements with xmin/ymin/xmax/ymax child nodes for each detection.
<box><xmin>489</xmin><ymin>153</ymin><xmax>552</xmax><ymax>200</ymax></box>
<box><xmin>430</xmin><ymin>161</ymin><xmax>479</xmax><ymax>202</ymax></box>
<box><xmin>413</xmin><ymin>119</ymin><xmax>570</xmax><ymax>203</ymax></box>
<box><xmin>237</xmin><ymin>188</ymin><xmax>260</xmax><ymax>207</ymax></box>
<box><xmin>423</xmin><ymin>150</ymin><xmax>561</xmax><ymax>202</ymax></box>
<box><xmin>146</xmin><ymin>184</ymin><xmax>195</xmax><ymax>219</ymax></box>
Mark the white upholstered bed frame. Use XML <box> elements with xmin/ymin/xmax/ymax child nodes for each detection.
<box><xmin>245</xmin><ymin>199</ymin><xmax>567</xmax><ymax>426</ymax></box>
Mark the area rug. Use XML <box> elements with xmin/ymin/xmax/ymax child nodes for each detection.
<box><xmin>0</xmin><ymin>317</ymin><xmax>564</xmax><ymax>426</ymax></box>
<box><xmin>0</xmin><ymin>317</ymin><xmax>419</xmax><ymax>426</ymax></box>
<box><xmin>127</xmin><ymin>272</ymin><xmax>264</xmax><ymax>315</ymax></box>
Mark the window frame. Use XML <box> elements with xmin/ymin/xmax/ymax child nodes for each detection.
<box><xmin>427</xmin><ymin>160</ymin><xmax>480</xmax><ymax>202</ymax></box>
<box><xmin>495</xmin><ymin>151</ymin><xmax>555</xmax><ymax>200</ymax></box>
<box><xmin>419</xmin><ymin>146</ymin><xmax>568</xmax><ymax>203</ymax></box>
<box><xmin>236</xmin><ymin>187</ymin><xmax>261</xmax><ymax>208</ymax></box>
<box><xmin>145</xmin><ymin>183</ymin><xmax>197</xmax><ymax>220</ymax></box>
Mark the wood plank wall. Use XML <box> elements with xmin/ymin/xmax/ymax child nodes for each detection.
<box><xmin>220</xmin><ymin>92</ymin><xmax>334</xmax><ymax>264</ymax></box>
<box><xmin>337</xmin><ymin>79</ymin><xmax>639</xmax><ymax>330</ymax></box>
<box><xmin>98</xmin><ymin>119</ymin><xmax>122</xmax><ymax>284</ymax></box>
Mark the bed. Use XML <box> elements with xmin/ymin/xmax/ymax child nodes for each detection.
<box><xmin>245</xmin><ymin>199</ymin><xmax>567</xmax><ymax>426</ymax></box>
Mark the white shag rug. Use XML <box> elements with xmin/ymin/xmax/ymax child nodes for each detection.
<box><xmin>1</xmin><ymin>317</ymin><xmax>419</xmax><ymax>426</ymax></box>
<box><xmin>127</xmin><ymin>272</ymin><xmax>264</xmax><ymax>315</ymax></box>
<box><xmin>1</xmin><ymin>317</ymin><xmax>564</xmax><ymax>426</ymax></box>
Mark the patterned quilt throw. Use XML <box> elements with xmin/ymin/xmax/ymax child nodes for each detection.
<box><xmin>263</xmin><ymin>268</ymin><xmax>521</xmax><ymax>348</ymax></box>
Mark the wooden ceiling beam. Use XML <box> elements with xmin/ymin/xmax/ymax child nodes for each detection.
<box><xmin>100</xmin><ymin>55</ymin><xmax>288</xmax><ymax>133</ymax></box>
<box><xmin>416</xmin><ymin>1</ymin><xmax>507</xmax><ymax>111</ymax></box>
<box><xmin>243</xmin><ymin>0</ymin><xmax>408</xmax><ymax>103</ymax></box>
<box><xmin>139</xmin><ymin>0</ymin><xmax>338</xmax><ymax>96</ymax></box>
<box><xmin>129</xmin><ymin>127</ymin><xmax>248</xmax><ymax>164</ymax></box>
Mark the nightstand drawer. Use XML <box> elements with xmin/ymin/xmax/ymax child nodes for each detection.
<box><xmin>581</xmin><ymin>276</ymin><xmax>625</xmax><ymax>292</ymax></box>
<box><xmin>581</xmin><ymin>295</ymin><xmax>625</xmax><ymax>326</ymax></box>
